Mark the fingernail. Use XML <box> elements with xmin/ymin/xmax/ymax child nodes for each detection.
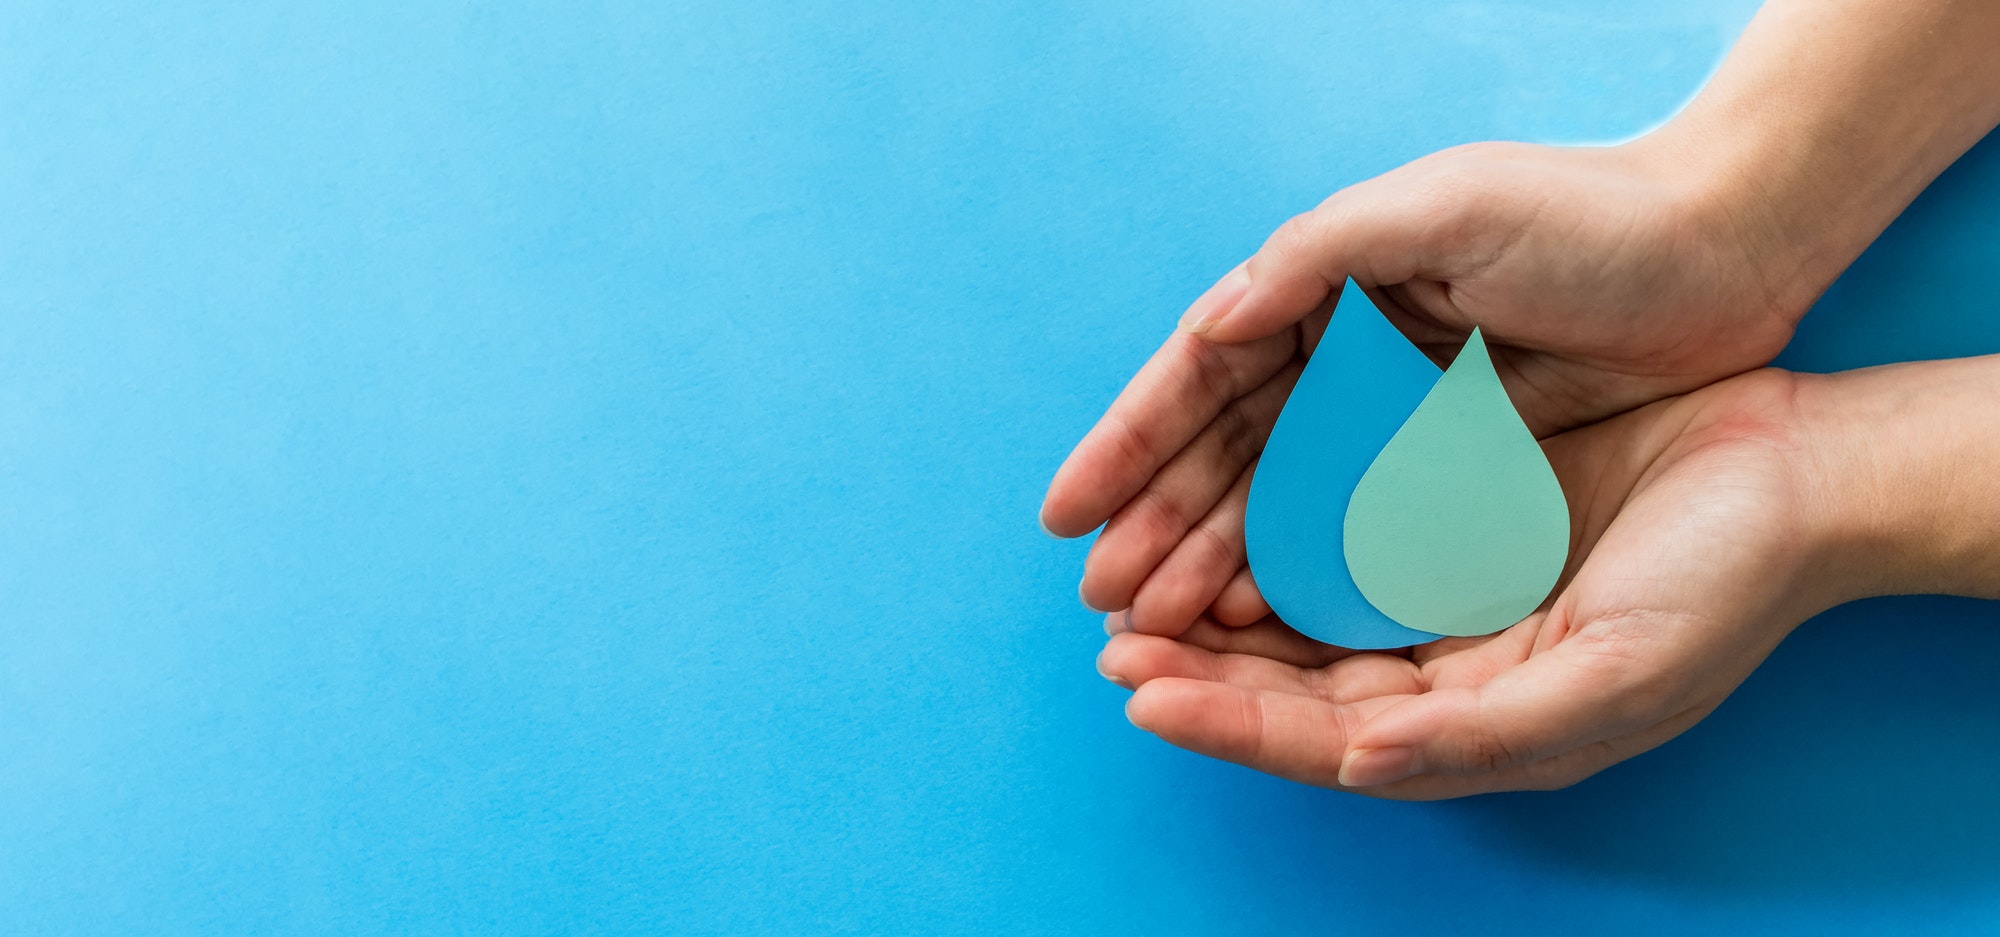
<box><xmin>1038</xmin><ymin>514</ymin><xmax>1063</xmax><ymax>539</ymax></box>
<box><xmin>1103</xmin><ymin>610</ymin><xmax>1131</xmax><ymax>635</ymax></box>
<box><xmin>1338</xmin><ymin>747</ymin><xmax>1420</xmax><ymax>787</ymax></box>
<box><xmin>1124</xmin><ymin>698</ymin><xmax>1154</xmax><ymax>732</ymax></box>
<box><xmin>1078</xmin><ymin>581</ymin><xmax>1108</xmax><ymax>613</ymax></box>
<box><xmin>1095</xmin><ymin>650</ymin><xmax>1133</xmax><ymax>689</ymax></box>
<box><xmin>1178</xmin><ymin>266</ymin><xmax>1251</xmax><ymax>335</ymax></box>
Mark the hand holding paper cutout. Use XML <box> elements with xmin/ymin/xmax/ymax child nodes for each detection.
<box><xmin>1042</xmin><ymin>142</ymin><xmax>1817</xmax><ymax>638</ymax></box>
<box><xmin>1097</xmin><ymin>369</ymin><xmax>1840</xmax><ymax>798</ymax></box>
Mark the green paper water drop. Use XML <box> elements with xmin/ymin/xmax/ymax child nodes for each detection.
<box><xmin>1341</xmin><ymin>328</ymin><xmax>1570</xmax><ymax>637</ymax></box>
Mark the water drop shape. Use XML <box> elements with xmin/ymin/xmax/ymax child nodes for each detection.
<box><xmin>1342</xmin><ymin>328</ymin><xmax>1570</xmax><ymax>637</ymax></box>
<box><xmin>1244</xmin><ymin>285</ymin><xmax>1444</xmax><ymax>649</ymax></box>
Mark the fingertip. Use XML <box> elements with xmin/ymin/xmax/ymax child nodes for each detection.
<box><xmin>1127</xmin><ymin>675</ymin><xmax>1236</xmax><ymax>733</ymax></box>
<box><xmin>1123</xmin><ymin>679</ymin><xmax>1176</xmax><ymax>732</ymax></box>
<box><xmin>1200</xmin><ymin>280</ymin><xmax>1326</xmax><ymax>344</ymax></box>
<box><xmin>1123</xmin><ymin>686</ymin><xmax>1151</xmax><ymax>730</ymax></box>
<box><xmin>1347</xmin><ymin>685</ymin><xmax>1563</xmax><ymax>781</ymax></box>
<box><xmin>1337</xmin><ymin>746</ymin><xmax>1421</xmax><ymax>788</ymax></box>
<box><xmin>1201</xmin><ymin>233</ymin><xmax>1348</xmax><ymax>344</ymax></box>
<box><xmin>1177</xmin><ymin>265</ymin><xmax>1251</xmax><ymax>336</ymax></box>
<box><xmin>1123</xmin><ymin>676</ymin><xmax>1182</xmax><ymax>723</ymax></box>
<box><xmin>1100</xmin><ymin>631</ymin><xmax>1208</xmax><ymax>697</ymax></box>
<box><xmin>1123</xmin><ymin>604</ymin><xmax>1192</xmax><ymax>639</ymax></box>
<box><xmin>1343</xmin><ymin>689</ymin><xmax>1459</xmax><ymax>753</ymax></box>
<box><xmin>1210</xmin><ymin>568</ymin><xmax>1271</xmax><ymax>626</ymax></box>
<box><xmin>1078</xmin><ymin>576</ymin><xmax>1130</xmax><ymax>616</ymax></box>
<box><xmin>1094</xmin><ymin>642</ymin><xmax>1134</xmax><ymax>690</ymax></box>
<box><xmin>1036</xmin><ymin>490</ymin><xmax>1094</xmax><ymax>540</ymax></box>
<box><xmin>1097</xmin><ymin>634</ymin><xmax>1140</xmax><ymax>693</ymax></box>
<box><xmin>1039</xmin><ymin>455</ymin><xmax>1109</xmax><ymax>540</ymax></box>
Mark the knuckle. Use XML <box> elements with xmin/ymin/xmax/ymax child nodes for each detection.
<box><xmin>1257</xmin><ymin>212</ymin><xmax>1337</xmax><ymax>273</ymax></box>
<box><xmin>1269</xmin><ymin>211</ymin><xmax>1326</xmax><ymax>251</ymax></box>
<box><xmin>1120</xmin><ymin>486</ymin><xmax>1191</xmax><ymax>548</ymax></box>
<box><xmin>1183</xmin><ymin>520</ymin><xmax>1242</xmax><ymax>571</ymax></box>
<box><xmin>1569</xmin><ymin>613</ymin><xmax>1688</xmax><ymax>721</ymax></box>
<box><xmin>1099</xmin><ymin>412</ymin><xmax>1164</xmax><ymax>483</ymax></box>
<box><xmin>1298</xmin><ymin>666</ymin><xmax>1340</xmax><ymax>704</ymax></box>
<box><xmin>1235</xmin><ymin>694</ymin><xmax>1268</xmax><ymax>766</ymax></box>
<box><xmin>1458</xmin><ymin>725</ymin><xmax>1529</xmax><ymax>774</ymax></box>
<box><xmin>1209</xmin><ymin>402</ymin><xmax>1262</xmax><ymax>468</ymax></box>
<box><xmin>1180</xmin><ymin>333</ymin><xmax>1241</xmax><ymax>406</ymax></box>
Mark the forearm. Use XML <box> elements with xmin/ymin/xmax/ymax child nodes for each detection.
<box><xmin>1632</xmin><ymin>0</ymin><xmax>2000</xmax><ymax>318</ymax></box>
<box><xmin>1799</xmin><ymin>356</ymin><xmax>2000</xmax><ymax>603</ymax></box>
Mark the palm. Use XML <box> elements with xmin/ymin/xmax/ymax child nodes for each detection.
<box><xmin>1095</xmin><ymin>370</ymin><xmax>1835</xmax><ymax>797</ymax></box>
<box><xmin>1042</xmin><ymin>142</ymin><xmax>1809</xmax><ymax>635</ymax></box>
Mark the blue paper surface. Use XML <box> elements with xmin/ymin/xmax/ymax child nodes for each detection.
<box><xmin>5</xmin><ymin>2</ymin><xmax>2000</xmax><ymax>935</ymax></box>
<box><xmin>1246</xmin><ymin>286</ymin><xmax>1442</xmax><ymax>648</ymax></box>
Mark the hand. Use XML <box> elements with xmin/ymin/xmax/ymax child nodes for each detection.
<box><xmin>1093</xmin><ymin>368</ymin><xmax>1854</xmax><ymax>798</ymax></box>
<box><xmin>1183</xmin><ymin>140</ymin><xmax>1810</xmax><ymax>433</ymax></box>
<box><xmin>1042</xmin><ymin>140</ymin><xmax>1810</xmax><ymax>631</ymax></box>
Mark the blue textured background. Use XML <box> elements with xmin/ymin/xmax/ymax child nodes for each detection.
<box><xmin>5</xmin><ymin>1</ymin><xmax>1999</xmax><ymax>933</ymax></box>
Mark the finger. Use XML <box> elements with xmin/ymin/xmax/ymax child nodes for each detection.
<box><xmin>1173</xmin><ymin>614</ymin><xmax>1358</xmax><ymax>669</ymax></box>
<box><xmin>1334</xmin><ymin>628</ymin><xmax>1668</xmax><ymax>788</ymax></box>
<box><xmin>1097</xmin><ymin>633</ymin><xmax>1338</xmax><ymax>700</ymax></box>
<box><xmin>1207</xmin><ymin>566</ymin><xmax>1270</xmax><ymax>626</ymax></box>
<box><xmin>1126</xmin><ymin>466</ymin><xmax>1253</xmax><ymax>636</ymax></box>
<box><xmin>1406</xmin><ymin>615</ymin><xmax>1536</xmax><ymax>680</ymax></box>
<box><xmin>1125</xmin><ymin>678</ymin><xmax>1405</xmax><ymax>788</ymax></box>
<box><xmin>1173</xmin><ymin>262</ymin><xmax>1252</xmax><ymax>334</ymax></box>
<box><xmin>1079</xmin><ymin>360</ymin><xmax>1301</xmax><ymax>612</ymax></box>
<box><xmin>1041</xmin><ymin>326</ymin><xmax>1300</xmax><ymax>538</ymax></box>
<box><xmin>1316</xmin><ymin>652</ymin><xmax>1428</xmax><ymax>702</ymax></box>
<box><xmin>1195</xmin><ymin>183</ymin><xmax>1443</xmax><ymax>344</ymax></box>
<box><xmin>1098</xmin><ymin>632</ymin><xmax>1421</xmax><ymax>704</ymax></box>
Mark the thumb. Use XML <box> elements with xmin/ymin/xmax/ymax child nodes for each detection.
<box><xmin>1332</xmin><ymin>638</ymin><xmax>1669</xmax><ymax>788</ymax></box>
<box><xmin>1181</xmin><ymin>187</ymin><xmax>1439</xmax><ymax>344</ymax></box>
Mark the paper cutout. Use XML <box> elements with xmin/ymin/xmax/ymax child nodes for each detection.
<box><xmin>1244</xmin><ymin>286</ymin><xmax>1443</xmax><ymax>649</ymax></box>
<box><xmin>1342</xmin><ymin>328</ymin><xmax>1570</xmax><ymax>637</ymax></box>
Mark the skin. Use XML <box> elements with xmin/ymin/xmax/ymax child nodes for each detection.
<box><xmin>1103</xmin><ymin>366</ymin><xmax>1833</xmax><ymax>797</ymax></box>
<box><xmin>1042</xmin><ymin>0</ymin><xmax>2000</xmax><ymax>796</ymax></box>
<box><xmin>1099</xmin><ymin>355</ymin><xmax>2000</xmax><ymax>797</ymax></box>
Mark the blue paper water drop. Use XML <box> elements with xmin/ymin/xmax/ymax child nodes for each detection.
<box><xmin>1244</xmin><ymin>286</ymin><xmax>1442</xmax><ymax>649</ymax></box>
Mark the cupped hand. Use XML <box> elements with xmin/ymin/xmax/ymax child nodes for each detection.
<box><xmin>1094</xmin><ymin>368</ymin><xmax>1854</xmax><ymax>798</ymax></box>
<box><xmin>1042</xmin><ymin>140</ymin><xmax>1818</xmax><ymax>632</ymax></box>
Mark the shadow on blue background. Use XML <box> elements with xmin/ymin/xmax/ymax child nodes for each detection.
<box><xmin>2</xmin><ymin>1</ymin><xmax>1998</xmax><ymax>933</ymax></box>
<box><xmin>1455</xmin><ymin>596</ymin><xmax>2000</xmax><ymax>894</ymax></box>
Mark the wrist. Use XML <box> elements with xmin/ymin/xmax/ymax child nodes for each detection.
<box><xmin>1619</xmin><ymin>0</ymin><xmax>2000</xmax><ymax>328</ymax></box>
<box><xmin>1619</xmin><ymin>118</ymin><xmax>1868</xmax><ymax>328</ymax></box>
<box><xmin>1791</xmin><ymin>358</ymin><xmax>2000</xmax><ymax>603</ymax></box>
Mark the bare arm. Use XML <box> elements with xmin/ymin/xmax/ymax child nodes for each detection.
<box><xmin>1803</xmin><ymin>356</ymin><xmax>2000</xmax><ymax>604</ymax></box>
<box><xmin>1637</xmin><ymin>0</ymin><xmax>2000</xmax><ymax>317</ymax></box>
